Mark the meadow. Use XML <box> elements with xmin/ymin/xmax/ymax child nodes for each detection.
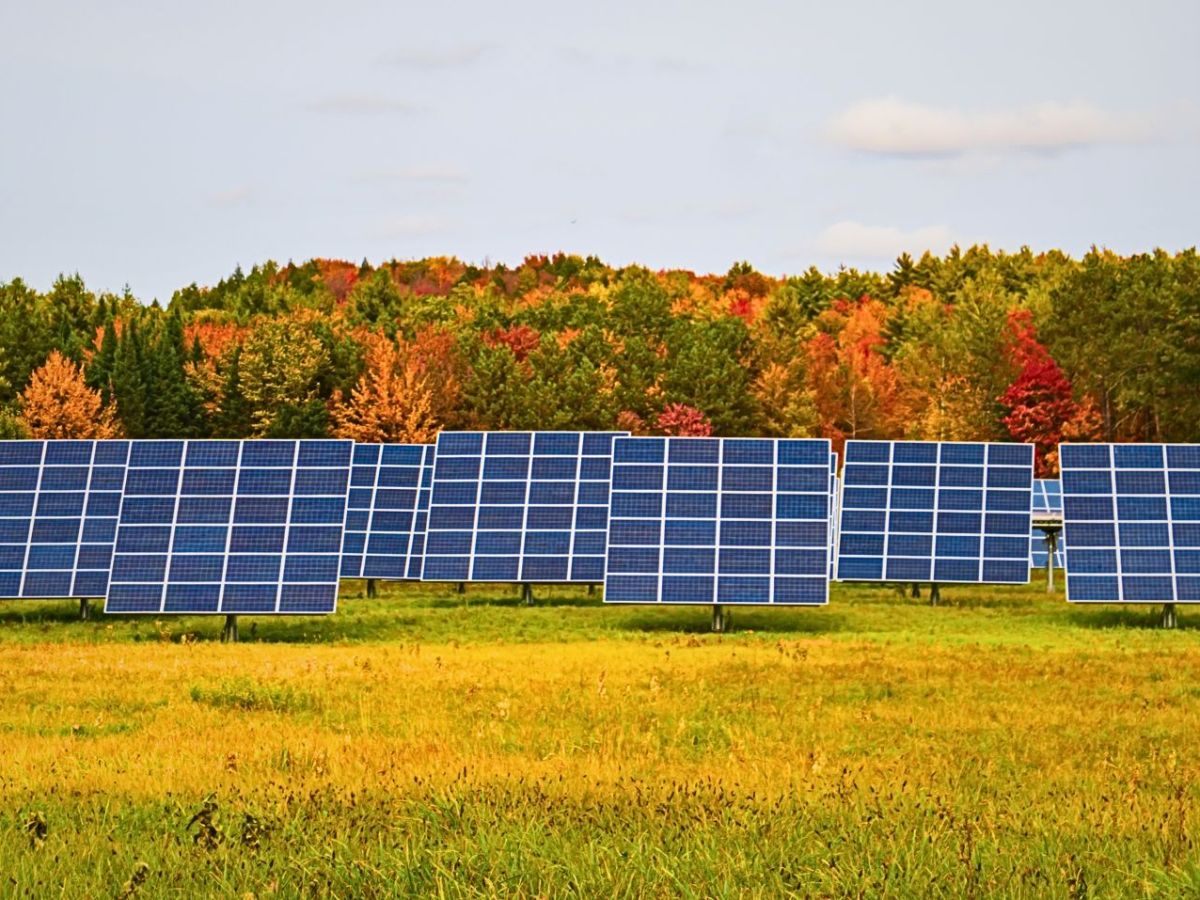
<box><xmin>2</xmin><ymin>578</ymin><xmax>1199</xmax><ymax>898</ymax></box>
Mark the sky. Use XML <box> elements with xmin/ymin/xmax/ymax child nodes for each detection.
<box><xmin>1</xmin><ymin>0</ymin><xmax>1197</xmax><ymax>302</ymax></box>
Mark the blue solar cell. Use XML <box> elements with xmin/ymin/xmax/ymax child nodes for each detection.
<box><xmin>528</xmin><ymin>506</ymin><xmax>574</xmax><ymax>529</ymax></box>
<box><xmin>240</xmin><ymin>441</ymin><xmax>295</xmax><ymax>468</ymax></box>
<box><xmin>846</xmin><ymin>441</ymin><xmax>890</xmax><ymax>463</ymax></box>
<box><xmin>472</xmin><ymin>556</ymin><xmax>520</xmax><ymax>580</ymax></box>
<box><xmin>892</xmin><ymin>466</ymin><xmax>936</xmax><ymax>487</ymax></box>
<box><xmin>668</xmin><ymin>440</ymin><xmax>719</xmax><ymax>464</ymax></box>
<box><xmin>1167</xmin><ymin>446</ymin><xmax>1200</xmax><ymax>469</ymax></box>
<box><xmin>486</xmin><ymin>433</ymin><xmax>532</xmax><ymax>456</ymax></box>
<box><xmin>664</xmin><ymin>547</ymin><xmax>716</xmax><ymax>574</ymax></box>
<box><xmin>186</xmin><ymin>442</ymin><xmax>240</xmax><ymax>467</ymax></box>
<box><xmin>987</xmin><ymin>467</ymin><xmax>1032</xmax><ymax>489</ymax></box>
<box><xmin>940</xmin><ymin>444</ymin><xmax>985</xmax><ymax>465</ymax></box>
<box><xmin>522</xmin><ymin>557</ymin><xmax>569</xmax><ymax>580</ymax></box>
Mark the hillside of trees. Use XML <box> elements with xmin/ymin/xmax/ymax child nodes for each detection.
<box><xmin>1</xmin><ymin>247</ymin><xmax>1197</xmax><ymax>475</ymax></box>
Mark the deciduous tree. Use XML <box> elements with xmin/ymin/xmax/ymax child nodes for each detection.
<box><xmin>19</xmin><ymin>351</ymin><xmax>120</xmax><ymax>438</ymax></box>
<box><xmin>330</xmin><ymin>334</ymin><xmax>439</xmax><ymax>443</ymax></box>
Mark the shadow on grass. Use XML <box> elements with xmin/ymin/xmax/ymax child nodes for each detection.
<box><xmin>836</xmin><ymin>583</ymin><xmax>1040</xmax><ymax>611</ymax></box>
<box><xmin>419</xmin><ymin>592</ymin><xmax>601</xmax><ymax>610</ymax></box>
<box><xmin>614</xmin><ymin>607</ymin><xmax>847</xmax><ymax>635</ymax></box>
<box><xmin>1065</xmin><ymin>606</ymin><xmax>1199</xmax><ymax>631</ymax></box>
<box><xmin>0</xmin><ymin>601</ymin><xmax>90</xmax><ymax>625</ymax></box>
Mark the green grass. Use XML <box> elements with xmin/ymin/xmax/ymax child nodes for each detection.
<box><xmin>2</xmin><ymin>576</ymin><xmax>1200</xmax><ymax>897</ymax></box>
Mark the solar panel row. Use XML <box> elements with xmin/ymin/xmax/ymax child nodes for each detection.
<box><xmin>11</xmin><ymin>436</ymin><xmax>1189</xmax><ymax>613</ymax></box>
<box><xmin>836</xmin><ymin>441</ymin><xmax>1035</xmax><ymax>584</ymax></box>
<box><xmin>603</xmin><ymin>437</ymin><xmax>831</xmax><ymax>605</ymax></box>
<box><xmin>1061</xmin><ymin>443</ymin><xmax>1200</xmax><ymax>603</ymax></box>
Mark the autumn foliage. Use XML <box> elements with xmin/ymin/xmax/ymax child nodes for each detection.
<box><xmin>998</xmin><ymin>310</ymin><xmax>1085</xmax><ymax>475</ymax></box>
<box><xmin>19</xmin><ymin>351</ymin><xmax>120</xmax><ymax>438</ymax></box>
<box><xmin>331</xmin><ymin>334</ymin><xmax>440</xmax><ymax>443</ymax></box>
<box><xmin>1</xmin><ymin>247</ymin><xmax>1195</xmax><ymax>468</ymax></box>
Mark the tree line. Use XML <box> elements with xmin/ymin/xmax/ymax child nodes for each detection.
<box><xmin>2</xmin><ymin>247</ymin><xmax>1197</xmax><ymax>475</ymax></box>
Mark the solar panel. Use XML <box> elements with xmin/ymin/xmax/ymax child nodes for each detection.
<box><xmin>1033</xmin><ymin>479</ymin><xmax>1062</xmax><ymax>516</ymax></box>
<box><xmin>829</xmin><ymin>452</ymin><xmax>840</xmax><ymax>579</ymax></box>
<box><xmin>603</xmin><ymin>437</ymin><xmax>830</xmax><ymax>605</ymax></box>
<box><xmin>105</xmin><ymin>440</ymin><xmax>352</xmax><ymax>615</ymax></box>
<box><xmin>836</xmin><ymin>441</ymin><xmax>1034</xmax><ymax>584</ymax></box>
<box><xmin>341</xmin><ymin>443</ymin><xmax>434</xmax><ymax>581</ymax></box>
<box><xmin>1030</xmin><ymin>478</ymin><xmax>1064</xmax><ymax>569</ymax></box>
<box><xmin>1061</xmin><ymin>443</ymin><xmax>1200</xmax><ymax>603</ymax></box>
<box><xmin>0</xmin><ymin>440</ymin><xmax>128</xmax><ymax>598</ymax></box>
<box><xmin>423</xmin><ymin>432</ymin><xmax>626</xmax><ymax>582</ymax></box>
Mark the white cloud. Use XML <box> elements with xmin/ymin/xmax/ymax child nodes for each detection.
<box><xmin>826</xmin><ymin>97</ymin><xmax>1150</xmax><ymax>156</ymax></box>
<box><xmin>816</xmin><ymin>221</ymin><xmax>958</xmax><ymax>259</ymax></box>
<box><xmin>378</xmin><ymin>43</ymin><xmax>492</xmax><ymax>69</ymax></box>
<box><xmin>305</xmin><ymin>95</ymin><xmax>421</xmax><ymax>116</ymax></box>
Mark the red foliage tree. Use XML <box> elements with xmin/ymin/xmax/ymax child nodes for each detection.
<box><xmin>484</xmin><ymin>324</ymin><xmax>541</xmax><ymax>362</ymax></box>
<box><xmin>998</xmin><ymin>310</ymin><xmax>1080</xmax><ymax>475</ymax></box>
<box><xmin>655</xmin><ymin>403</ymin><xmax>713</xmax><ymax>436</ymax></box>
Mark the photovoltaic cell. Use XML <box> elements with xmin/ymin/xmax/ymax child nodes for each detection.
<box><xmin>105</xmin><ymin>440</ymin><xmax>352</xmax><ymax>615</ymax></box>
<box><xmin>423</xmin><ymin>432</ymin><xmax>626</xmax><ymax>582</ymax></box>
<box><xmin>0</xmin><ymin>440</ymin><xmax>129</xmax><ymax>598</ymax></box>
<box><xmin>1061</xmin><ymin>444</ymin><xmax>1200</xmax><ymax>603</ymax></box>
<box><xmin>604</xmin><ymin>437</ymin><xmax>830</xmax><ymax>605</ymax></box>
<box><xmin>340</xmin><ymin>444</ymin><xmax>434</xmax><ymax>581</ymax></box>
<box><xmin>836</xmin><ymin>441</ymin><xmax>1034</xmax><ymax>584</ymax></box>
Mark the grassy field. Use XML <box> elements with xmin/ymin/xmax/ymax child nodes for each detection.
<box><xmin>2</xmin><ymin>577</ymin><xmax>1200</xmax><ymax>897</ymax></box>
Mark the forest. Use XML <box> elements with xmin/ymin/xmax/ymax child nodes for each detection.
<box><xmin>1</xmin><ymin>246</ymin><xmax>1197</xmax><ymax>476</ymax></box>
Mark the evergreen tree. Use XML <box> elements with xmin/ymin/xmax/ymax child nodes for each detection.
<box><xmin>87</xmin><ymin>312</ymin><xmax>119</xmax><ymax>401</ymax></box>
<box><xmin>145</xmin><ymin>310</ymin><xmax>207</xmax><ymax>437</ymax></box>
<box><xmin>110</xmin><ymin>318</ymin><xmax>148</xmax><ymax>437</ymax></box>
<box><xmin>214</xmin><ymin>346</ymin><xmax>252</xmax><ymax>437</ymax></box>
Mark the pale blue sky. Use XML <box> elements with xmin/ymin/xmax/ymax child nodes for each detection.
<box><xmin>1</xmin><ymin>0</ymin><xmax>1197</xmax><ymax>302</ymax></box>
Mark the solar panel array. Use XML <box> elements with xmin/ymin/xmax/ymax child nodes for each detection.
<box><xmin>1061</xmin><ymin>443</ymin><xmax>1200</xmax><ymax>603</ymax></box>
<box><xmin>423</xmin><ymin>432</ymin><xmax>625</xmax><ymax>583</ymax></box>
<box><xmin>837</xmin><ymin>441</ymin><xmax>1034</xmax><ymax>584</ymax></box>
<box><xmin>16</xmin><ymin>435</ymin><xmax>1199</xmax><ymax>614</ymax></box>
<box><xmin>0</xmin><ymin>440</ymin><xmax>129</xmax><ymax>599</ymax></box>
<box><xmin>604</xmin><ymin>437</ymin><xmax>831</xmax><ymax>605</ymax></box>
<box><xmin>106</xmin><ymin>440</ymin><xmax>352</xmax><ymax>615</ymax></box>
<box><xmin>341</xmin><ymin>444</ymin><xmax>435</xmax><ymax>581</ymax></box>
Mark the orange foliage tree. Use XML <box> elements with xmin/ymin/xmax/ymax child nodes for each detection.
<box><xmin>330</xmin><ymin>334</ymin><xmax>439</xmax><ymax>443</ymax></box>
<box><xmin>19</xmin><ymin>351</ymin><xmax>121</xmax><ymax>438</ymax></box>
<box><xmin>805</xmin><ymin>299</ymin><xmax>906</xmax><ymax>456</ymax></box>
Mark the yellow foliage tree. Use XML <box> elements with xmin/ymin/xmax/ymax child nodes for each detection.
<box><xmin>20</xmin><ymin>351</ymin><xmax>121</xmax><ymax>438</ymax></box>
<box><xmin>331</xmin><ymin>335</ymin><xmax>439</xmax><ymax>443</ymax></box>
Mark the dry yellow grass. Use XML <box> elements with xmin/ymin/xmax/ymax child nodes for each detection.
<box><xmin>3</xmin><ymin>584</ymin><xmax>1200</xmax><ymax>895</ymax></box>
